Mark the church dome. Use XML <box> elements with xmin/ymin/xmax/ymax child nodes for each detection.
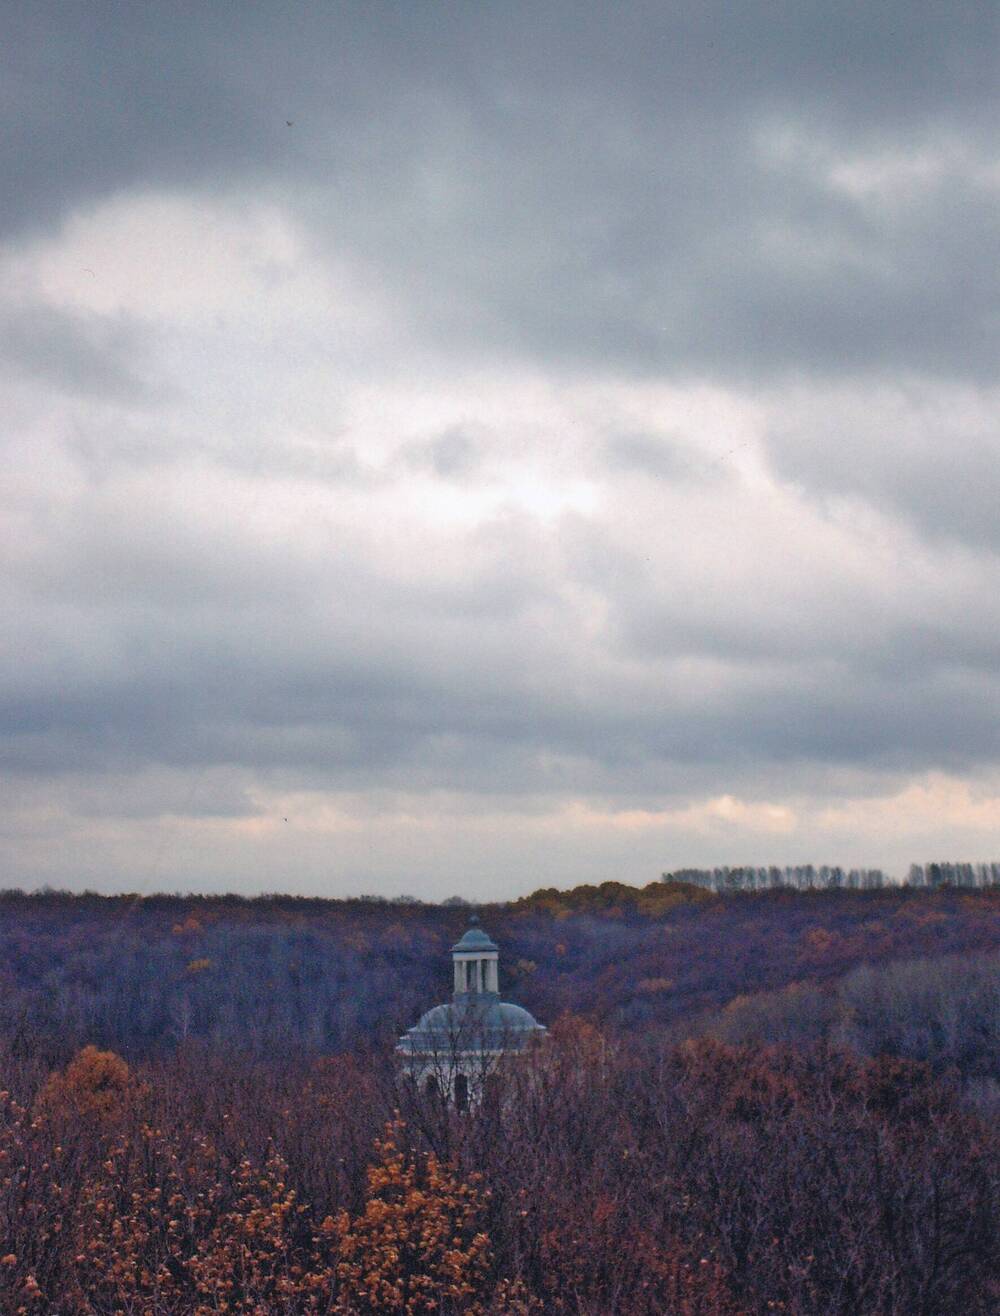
<box><xmin>398</xmin><ymin>996</ymin><xmax>545</xmax><ymax>1056</ymax></box>
<box><xmin>397</xmin><ymin>916</ymin><xmax>546</xmax><ymax>1091</ymax></box>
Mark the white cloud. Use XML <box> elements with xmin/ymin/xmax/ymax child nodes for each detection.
<box><xmin>2</xmin><ymin>5</ymin><xmax>1000</xmax><ymax>896</ymax></box>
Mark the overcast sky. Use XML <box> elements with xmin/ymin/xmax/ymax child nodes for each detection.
<box><xmin>3</xmin><ymin>2</ymin><xmax>1000</xmax><ymax>899</ymax></box>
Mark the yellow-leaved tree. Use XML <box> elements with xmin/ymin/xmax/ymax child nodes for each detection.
<box><xmin>330</xmin><ymin>1119</ymin><xmax>493</xmax><ymax>1315</ymax></box>
<box><xmin>36</xmin><ymin>1045</ymin><xmax>140</xmax><ymax>1124</ymax></box>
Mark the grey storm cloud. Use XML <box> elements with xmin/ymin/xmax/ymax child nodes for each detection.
<box><xmin>3</xmin><ymin>1</ymin><xmax>1000</xmax><ymax>893</ymax></box>
<box><xmin>0</xmin><ymin>303</ymin><xmax>157</xmax><ymax>400</ymax></box>
<box><xmin>601</xmin><ymin>433</ymin><xmax>722</xmax><ymax>483</ymax></box>
<box><xmin>403</xmin><ymin>429</ymin><xmax>485</xmax><ymax>481</ymax></box>
<box><xmin>3</xmin><ymin>1</ymin><xmax>997</xmax><ymax>382</ymax></box>
<box><xmin>763</xmin><ymin>388</ymin><xmax>1000</xmax><ymax>551</ymax></box>
<box><xmin>5</xmin><ymin>489</ymin><xmax>1000</xmax><ymax>787</ymax></box>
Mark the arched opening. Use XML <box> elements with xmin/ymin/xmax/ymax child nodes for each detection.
<box><xmin>454</xmin><ymin>1072</ymin><xmax>469</xmax><ymax>1112</ymax></box>
<box><xmin>483</xmin><ymin>1072</ymin><xmax>502</xmax><ymax>1116</ymax></box>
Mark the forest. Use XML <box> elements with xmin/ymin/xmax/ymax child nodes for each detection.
<box><xmin>0</xmin><ymin>879</ymin><xmax>998</xmax><ymax>1313</ymax></box>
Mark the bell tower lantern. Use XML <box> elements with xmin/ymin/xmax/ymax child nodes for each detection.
<box><xmin>451</xmin><ymin>915</ymin><xmax>499</xmax><ymax>998</ymax></box>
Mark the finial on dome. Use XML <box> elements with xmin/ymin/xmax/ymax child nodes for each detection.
<box><xmin>468</xmin><ymin>913</ymin><xmax>480</xmax><ymax>926</ymax></box>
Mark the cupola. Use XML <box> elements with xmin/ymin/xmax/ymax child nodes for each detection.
<box><xmin>450</xmin><ymin>915</ymin><xmax>499</xmax><ymax>997</ymax></box>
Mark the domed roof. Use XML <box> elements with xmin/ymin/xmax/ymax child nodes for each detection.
<box><xmin>398</xmin><ymin>915</ymin><xmax>546</xmax><ymax>1062</ymax></box>
<box><xmin>450</xmin><ymin>918</ymin><xmax>498</xmax><ymax>953</ymax></box>
<box><xmin>398</xmin><ymin>997</ymin><xmax>545</xmax><ymax>1056</ymax></box>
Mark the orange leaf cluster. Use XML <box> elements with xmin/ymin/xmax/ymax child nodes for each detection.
<box><xmin>331</xmin><ymin>1119</ymin><xmax>492</xmax><ymax>1315</ymax></box>
<box><xmin>36</xmin><ymin>1046</ymin><xmax>138</xmax><ymax>1125</ymax></box>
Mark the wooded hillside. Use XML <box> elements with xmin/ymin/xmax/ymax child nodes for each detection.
<box><xmin>1</xmin><ymin>882</ymin><xmax>998</xmax><ymax>1313</ymax></box>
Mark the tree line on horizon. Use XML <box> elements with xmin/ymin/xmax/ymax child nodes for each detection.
<box><xmin>662</xmin><ymin>860</ymin><xmax>1000</xmax><ymax>892</ymax></box>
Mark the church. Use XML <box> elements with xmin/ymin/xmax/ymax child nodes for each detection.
<box><xmin>397</xmin><ymin>916</ymin><xmax>546</xmax><ymax>1107</ymax></box>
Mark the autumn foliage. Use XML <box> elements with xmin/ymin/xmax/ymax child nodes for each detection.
<box><xmin>330</xmin><ymin>1119</ymin><xmax>492</xmax><ymax>1314</ymax></box>
<box><xmin>1</xmin><ymin>884</ymin><xmax>999</xmax><ymax>1061</ymax></box>
<box><xmin>36</xmin><ymin>1045</ymin><xmax>139</xmax><ymax>1124</ymax></box>
<box><xmin>0</xmin><ymin>884</ymin><xmax>998</xmax><ymax>1312</ymax></box>
<box><xmin>0</xmin><ymin>1024</ymin><xmax>996</xmax><ymax>1315</ymax></box>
